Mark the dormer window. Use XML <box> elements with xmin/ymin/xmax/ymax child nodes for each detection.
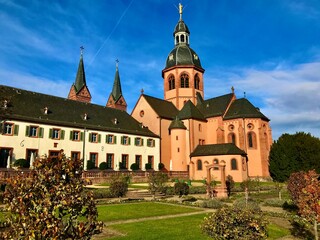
<box><xmin>44</xmin><ymin>107</ymin><xmax>48</xmax><ymax>114</ymax></box>
<box><xmin>114</xmin><ymin>118</ymin><xmax>118</xmax><ymax>124</ymax></box>
<box><xmin>83</xmin><ymin>113</ymin><xmax>88</xmax><ymax>120</ymax></box>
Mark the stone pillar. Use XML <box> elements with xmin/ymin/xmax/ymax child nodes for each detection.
<box><xmin>216</xmin><ymin>160</ymin><xmax>228</xmax><ymax>198</ymax></box>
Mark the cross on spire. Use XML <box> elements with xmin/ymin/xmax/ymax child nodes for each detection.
<box><xmin>116</xmin><ymin>59</ymin><xmax>119</xmax><ymax>69</ymax></box>
<box><xmin>80</xmin><ymin>46</ymin><xmax>84</xmax><ymax>56</ymax></box>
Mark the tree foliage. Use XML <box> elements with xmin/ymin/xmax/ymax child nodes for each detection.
<box><xmin>226</xmin><ymin>175</ymin><xmax>235</xmax><ymax>197</ymax></box>
<box><xmin>148</xmin><ymin>172</ymin><xmax>168</xmax><ymax>200</ymax></box>
<box><xmin>287</xmin><ymin>171</ymin><xmax>307</xmax><ymax>204</ymax></box>
<box><xmin>1</xmin><ymin>152</ymin><xmax>101</xmax><ymax>239</ymax></box>
<box><xmin>109</xmin><ymin>176</ymin><xmax>128</xmax><ymax>198</ymax></box>
<box><xmin>296</xmin><ymin>170</ymin><xmax>320</xmax><ymax>240</ymax></box>
<box><xmin>201</xmin><ymin>206</ymin><xmax>268</xmax><ymax>240</ymax></box>
<box><xmin>174</xmin><ymin>182</ymin><xmax>189</xmax><ymax>197</ymax></box>
<box><xmin>269</xmin><ymin>132</ymin><xmax>320</xmax><ymax>182</ymax></box>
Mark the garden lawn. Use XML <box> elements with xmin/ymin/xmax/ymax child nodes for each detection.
<box><xmin>267</xmin><ymin>223</ymin><xmax>291</xmax><ymax>240</ymax></box>
<box><xmin>97</xmin><ymin>202</ymin><xmax>203</xmax><ymax>222</ymax></box>
<box><xmin>107</xmin><ymin>213</ymin><xmax>211</xmax><ymax>240</ymax></box>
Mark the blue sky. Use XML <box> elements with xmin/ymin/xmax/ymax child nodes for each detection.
<box><xmin>0</xmin><ymin>0</ymin><xmax>320</xmax><ymax>140</ymax></box>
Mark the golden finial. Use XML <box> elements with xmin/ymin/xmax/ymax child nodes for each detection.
<box><xmin>179</xmin><ymin>3</ymin><xmax>183</xmax><ymax>20</ymax></box>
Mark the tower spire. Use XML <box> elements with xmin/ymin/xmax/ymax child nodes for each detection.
<box><xmin>106</xmin><ymin>59</ymin><xmax>127</xmax><ymax>111</ymax></box>
<box><xmin>67</xmin><ymin>46</ymin><xmax>92</xmax><ymax>103</ymax></box>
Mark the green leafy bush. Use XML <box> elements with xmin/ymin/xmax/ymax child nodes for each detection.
<box><xmin>240</xmin><ymin>178</ymin><xmax>259</xmax><ymax>191</ymax></box>
<box><xmin>148</xmin><ymin>172</ymin><xmax>168</xmax><ymax>199</ymax></box>
<box><xmin>109</xmin><ymin>178</ymin><xmax>128</xmax><ymax>198</ymax></box>
<box><xmin>130</xmin><ymin>163</ymin><xmax>139</xmax><ymax>171</ymax></box>
<box><xmin>199</xmin><ymin>199</ymin><xmax>224</xmax><ymax>209</ymax></box>
<box><xmin>174</xmin><ymin>182</ymin><xmax>189</xmax><ymax>197</ymax></box>
<box><xmin>201</xmin><ymin>206</ymin><xmax>268</xmax><ymax>240</ymax></box>
<box><xmin>282</xmin><ymin>200</ymin><xmax>298</xmax><ymax>212</ymax></box>
<box><xmin>13</xmin><ymin>158</ymin><xmax>29</xmax><ymax>168</ymax></box>
<box><xmin>189</xmin><ymin>186</ymin><xmax>207</xmax><ymax>194</ymax></box>
<box><xmin>145</xmin><ymin>163</ymin><xmax>152</xmax><ymax>170</ymax></box>
<box><xmin>164</xmin><ymin>186</ymin><xmax>174</xmax><ymax>195</ymax></box>
<box><xmin>158</xmin><ymin>162</ymin><xmax>165</xmax><ymax>170</ymax></box>
<box><xmin>290</xmin><ymin>215</ymin><xmax>315</xmax><ymax>240</ymax></box>
<box><xmin>89</xmin><ymin>188</ymin><xmax>113</xmax><ymax>199</ymax></box>
<box><xmin>99</xmin><ymin>162</ymin><xmax>108</xmax><ymax>170</ymax></box>
<box><xmin>87</xmin><ymin>160</ymin><xmax>96</xmax><ymax>170</ymax></box>
<box><xmin>233</xmin><ymin>197</ymin><xmax>261</xmax><ymax>212</ymax></box>
<box><xmin>181</xmin><ymin>196</ymin><xmax>197</xmax><ymax>202</ymax></box>
<box><xmin>264</xmin><ymin>198</ymin><xmax>286</xmax><ymax>207</ymax></box>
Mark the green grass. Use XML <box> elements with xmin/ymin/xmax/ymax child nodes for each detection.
<box><xmin>103</xmin><ymin>213</ymin><xmax>291</xmax><ymax>240</ymax></box>
<box><xmin>108</xmin><ymin>213</ymin><xmax>211</xmax><ymax>240</ymax></box>
<box><xmin>97</xmin><ymin>202</ymin><xmax>202</xmax><ymax>222</ymax></box>
<box><xmin>267</xmin><ymin>223</ymin><xmax>291</xmax><ymax>239</ymax></box>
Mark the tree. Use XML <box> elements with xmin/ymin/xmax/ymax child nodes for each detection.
<box><xmin>148</xmin><ymin>172</ymin><xmax>168</xmax><ymax>200</ymax></box>
<box><xmin>269</xmin><ymin>132</ymin><xmax>320</xmax><ymax>182</ymax></box>
<box><xmin>174</xmin><ymin>181</ymin><xmax>189</xmax><ymax>197</ymax></box>
<box><xmin>201</xmin><ymin>206</ymin><xmax>268</xmax><ymax>240</ymax></box>
<box><xmin>109</xmin><ymin>176</ymin><xmax>128</xmax><ymax>198</ymax></box>
<box><xmin>296</xmin><ymin>170</ymin><xmax>320</xmax><ymax>240</ymax></box>
<box><xmin>287</xmin><ymin>171</ymin><xmax>307</xmax><ymax>204</ymax></box>
<box><xmin>226</xmin><ymin>175</ymin><xmax>235</xmax><ymax>197</ymax></box>
<box><xmin>1</xmin><ymin>152</ymin><xmax>101</xmax><ymax>239</ymax></box>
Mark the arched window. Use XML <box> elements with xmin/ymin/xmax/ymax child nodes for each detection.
<box><xmin>194</xmin><ymin>74</ymin><xmax>200</xmax><ymax>90</ymax></box>
<box><xmin>176</xmin><ymin>36</ymin><xmax>179</xmax><ymax>44</ymax></box>
<box><xmin>213</xmin><ymin>159</ymin><xmax>219</xmax><ymax>170</ymax></box>
<box><xmin>248</xmin><ymin>132</ymin><xmax>257</xmax><ymax>149</ymax></box>
<box><xmin>231</xmin><ymin>158</ymin><xmax>238</xmax><ymax>170</ymax></box>
<box><xmin>228</xmin><ymin>133</ymin><xmax>236</xmax><ymax>145</ymax></box>
<box><xmin>197</xmin><ymin>159</ymin><xmax>202</xmax><ymax>170</ymax></box>
<box><xmin>181</xmin><ymin>35</ymin><xmax>185</xmax><ymax>43</ymax></box>
<box><xmin>180</xmin><ymin>73</ymin><xmax>189</xmax><ymax>88</ymax></box>
<box><xmin>198</xmin><ymin>124</ymin><xmax>202</xmax><ymax>132</ymax></box>
<box><xmin>168</xmin><ymin>75</ymin><xmax>175</xmax><ymax>90</ymax></box>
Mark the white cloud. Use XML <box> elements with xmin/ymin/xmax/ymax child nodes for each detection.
<box><xmin>225</xmin><ymin>61</ymin><xmax>320</xmax><ymax>139</ymax></box>
<box><xmin>0</xmin><ymin>69</ymin><xmax>70</xmax><ymax>98</ymax></box>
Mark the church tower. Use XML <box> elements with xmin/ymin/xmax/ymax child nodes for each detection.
<box><xmin>106</xmin><ymin>60</ymin><xmax>127</xmax><ymax>111</ymax></box>
<box><xmin>162</xmin><ymin>3</ymin><xmax>205</xmax><ymax>110</ymax></box>
<box><xmin>68</xmin><ymin>47</ymin><xmax>92</xmax><ymax>103</ymax></box>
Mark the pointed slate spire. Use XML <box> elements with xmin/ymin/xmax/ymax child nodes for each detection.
<box><xmin>111</xmin><ymin>59</ymin><xmax>123</xmax><ymax>101</ymax></box>
<box><xmin>106</xmin><ymin>59</ymin><xmax>127</xmax><ymax>111</ymax></box>
<box><xmin>67</xmin><ymin>47</ymin><xmax>91</xmax><ymax>103</ymax></box>
<box><xmin>74</xmin><ymin>46</ymin><xmax>87</xmax><ymax>93</ymax></box>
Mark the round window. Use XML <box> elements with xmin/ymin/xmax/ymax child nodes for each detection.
<box><xmin>247</xmin><ymin>123</ymin><xmax>254</xmax><ymax>130</ymax></box>
<box><xmin>140</xmin><ymin>110</ymin><xmax>144</xmax><ymax>117</ymax></box>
